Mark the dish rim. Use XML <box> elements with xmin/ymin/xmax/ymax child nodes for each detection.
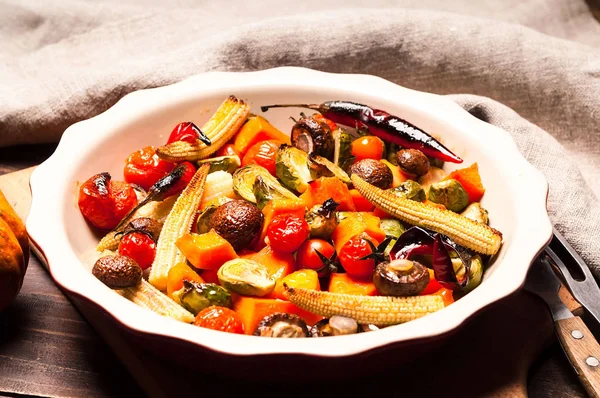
<box><xmin>26</xmin><ymin>67</ymin><xmax>552</xmax><ymax>358</ymax></box>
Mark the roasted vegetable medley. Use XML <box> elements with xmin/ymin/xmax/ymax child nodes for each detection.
<box><xmin>80</xmin><ymin>96</ymin><xmax>503</xmax><ymax>337</ymax></box>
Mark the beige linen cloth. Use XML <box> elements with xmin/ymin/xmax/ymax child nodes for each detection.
<box><xmin>1</xmin><ymin>0</ymin><xmax>599</xmax><ymax>275</ymax></box>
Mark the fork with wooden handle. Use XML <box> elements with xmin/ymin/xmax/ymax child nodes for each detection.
<box><xmin>527</xmin><ymin>253</ymin><xmax>600</xmax><ymax>398</ymax></box>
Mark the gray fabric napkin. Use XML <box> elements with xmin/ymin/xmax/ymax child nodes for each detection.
<box><xmin>1</xmin><ymin>0</ymin><xmax>599</xmax><ymax>277</ymax></box>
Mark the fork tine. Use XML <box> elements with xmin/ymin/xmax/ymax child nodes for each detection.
<box><xmin>545</xmin><ymin>247</ymin><xmax>580</xmax><ymax>287</ymax></box>
<box><xmin>551</xmin><ymin>228</ymin><xmax>595</xmax><ymax>282</ymax></box>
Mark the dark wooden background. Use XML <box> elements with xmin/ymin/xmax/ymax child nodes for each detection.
<box><xmin>0</xmin><ymin>144</ymin><xmax>587</xmax><ymax>397</ymax></box>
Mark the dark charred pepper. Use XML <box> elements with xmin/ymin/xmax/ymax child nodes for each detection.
<box><xmin>261</xmin><ymin>101</ymin><xmax>462</xmax><ymax>164</ymax></box>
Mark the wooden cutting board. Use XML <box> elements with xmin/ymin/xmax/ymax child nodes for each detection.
<box><xmin>0</xmin><ymin>167</ymin><xmax>585</xmax><ymax>398</ymax></box>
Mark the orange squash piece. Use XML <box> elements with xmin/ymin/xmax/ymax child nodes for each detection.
<box><xmin>269</xmin><ymin>269</ymin><xmax>320</xmax><ymax>300</ymax></box>
<box><xmin>328</xmin><ymin>272</ymin><xmax>378</xmax><ymax>296</ymax></box>
<box><xmin>381</xmin><ymin>159</ymin><xmax>409</xmax><ymax>188</ymax></box>
<box><xmin>301</xmin><ymin>177</ymin><xmax>356</xmax><ymax>211</ymax></box>
<box><xmin>233</xmin><ymin>296</ymin><xmax>323</xmax><ymax>335</ymax></box>
<box><xmin>175</xmin><ymin>230</ymin><xmax>238</xmax><ymax>270</ymax></box>
<box><xmin>443</xmin><ymin>163</ymin><xmax>485</xmax><ymax>203</ymax></box>
<box><xmin>331</xmin><ymin>213</ymin><xmax>386</xmax><ymax>253</ymax></box>
<box><xmin>166</xmin><ymin>262</ymin><xmax>205</xmax><ymax>298</ymax></box>
<box><xmin>250</xmin><ymin>245</ymin><xmax>296</xmax><ymax>281</ymax></box>
<box><xmin>233</xmin><ymin>116</ymin><xmax>291</xmax><ymax>156</ymax></box>
<box><xmin>349</xmin><ymin>189</ymin><xmax>374</xmax><ymax>212</ymax></box>
<box><xmin>201</xmin><ymin>268</ymin><xmax>220</xmax><ymax>284</ymax></box>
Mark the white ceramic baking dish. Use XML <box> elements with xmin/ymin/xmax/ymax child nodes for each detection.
<box><xmin>26</xmin><ymin>67</ymin><xmax>552</xmax><ymax>370</ymax></box>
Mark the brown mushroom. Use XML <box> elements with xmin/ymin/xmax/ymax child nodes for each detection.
<box><xmin>122</xmin><ymin>217</ymin><xmax>163</xmax><ymax>241</ymax></box>
<box><xmin>291</xmin><ymin>117</ymin><xmax>334</xmax><ymax>159</ymax></box>
<box><xmin>373</xmin><ymin>259</ymin><xmax>430</xmax><ymax>296</ymax></box>
<box><xmin>396</xmin><ymin>149</ymin><xmax>430</xmax><ymax>177</ymax></box>
<box><xmin>92</xmin><ymin>255</ymin><xmax>142</xmax><ymax>289</ymax></box>
<box><xmin>208</xmin><ymin>200</ymin><xmax>264</xmax><ymax>251</ymax></box>
<box><xmin>254</xmin><ymin>313</ymin><xmax>309</xmax><ymax>337</ymax></box>
<box><xmin>348</xmin><ymin>159</ymin><xmax>393</xmax><ymax>189</ymax></box>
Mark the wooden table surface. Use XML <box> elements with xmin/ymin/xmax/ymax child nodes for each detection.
<box><xmin>0</xmin><ymin>144</ymin><xmax>588</xmax><ymax>398</ymax></box>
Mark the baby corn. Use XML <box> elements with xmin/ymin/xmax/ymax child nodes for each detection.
<box><xmin>149</xmin><ymin>164</ymin><xmax>210</xmax><ymax>290</ymax></box>
<box><xmin>116</xmin><ymin>279</ymin><xmax>194</xmax><ymax>323</ymax></box>
<box><xmin>285</xmin><ymin>286</ymin><xmax>444</xmax><ymax>326</ymax></box>
<box><xmin>352</xmin><ymin>174</ymin><xmax>502</xmax><ymax>255</ymax></box>
<box><xmin>156</xmin><ymin>96</ymin><xmax>250</xmax><ymax>162</ymax></box>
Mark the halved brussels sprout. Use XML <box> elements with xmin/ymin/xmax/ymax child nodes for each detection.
<box><xmin>197</xmin><ymin>155</ymin><xmax>241</xmax><ymax>174</ymax></box>
<box><xmin>172</xmin><ymin>280</ymin><xmax>232</xmax><ymax>315</ymax></box>
<box><xmin>379</xmin><ymin>218</ymin><xmax>406</xmax><ymax>256</ymax></box>
<box><xmin>305</xmin><ymin>199</ymin><xmax>339</xmax><ymax>239</ymax></box>
<box><xmin>217</xmin><ymin>258</ymin><xmax>275</xmax><ymax>297</ymax></box>
<box><xmin>389</xmin><ymin>180</ymin><xmax>426</xmax><ymax>202</ymax></box>
<box><xmin>461</xmin><ymin>202</ymin><xmax>489</xmax><ymax>225</ymax></box>
<box><xmin>428</xmin><ymin>179</ymin><xmax>469</xmax><ymax>213</ymax></box>
<box><xmin>276</xmin><ymin>145</ymin><xmax>313</xmax><ymax>193</ymax></box>
<box><xmin>308</xmin><ymin>153</ymin><xmax>351</xmax><ymax>185</ymax></box>
<box><xmin>233</xmin><ymin>164</ymin><xmax>296</xmax><ymax>204</ymax></box>
<box><xmin>253</xmin><ymin>175</ymin><xmax>299</xmax><ymax>210</ymax></box>
<box><xmin>453</xmin><ymin>255</ymin><xmax>484</xmax><ymax>293</ymax></box>
<box><xmin>195</xmin><ymin>204</ymin><xmax>218</xmax><ymax>234</ymax></box>
<box><xmin>332</xmin><ymin>128</ymin><xmax>355</xmax><ymax>171</ymax></box>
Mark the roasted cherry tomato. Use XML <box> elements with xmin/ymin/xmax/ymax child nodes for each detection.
<box><xmin>216</xmin><ymin>143</ymin><xmax>241</xmax><ymax>158</ymax></box>
<box><xmin>351</xmin><ymin>136</ymin><xmax>385</xmax><ymax>161</ymax></box>
<box><xmin>266</xmin><ymin>213</ymin><xmax>310</xmax><ymax>253</ymax></box>
<box><xmin>167</xmin><ymin>122</ymin><xmax>203</xmax><ymax>144</ymax></box>
<box><xmin>296</xmin><ymin>239</ymin><xmax>335</xmax><ymax>272</ymax></box>
<box><xmin>124</xmin><ymin>146</ymin><xmax>175</xmax><ymax>191</ymax></box>
<box><xmin>162</xmin><ymin>161</ymin><xmax>197</xmax><ymax>198</ymax></box>
<box><xmin>313</xmin><ymin>114</ymin><xmax>338</xmax><ymax>132</ymax></box>
<box><xmin>241</xmin><ymin>140</ymin><xmax>282</xmax><ymax>176</ymax></box>
<box><xmin>118</xmin><ymin>232</ymin><xmax>156</xmax><ymax>270</ymax></box>
<box><xmin>193</xmin><ymin>306</ymin><xmax>245</xmax><ymax>334</ymax></box>
<box><xmin>338</xmin><ymin>234</ymin><xmax>378</xmax><ymax>279</ymax></box>
<box><xmin>78</xmin><ymin>173</ymin><xmax>138</xmax><ymax>230</ymax></box>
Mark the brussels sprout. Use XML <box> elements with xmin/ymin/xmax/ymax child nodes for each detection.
<box><xmin>386</xmin><ymin>143</ymin><xmax>400</xmax><ymax>165</ymax></box>
<box><xmin>389</xmin><ymin>180</ymin><xmax>426</xmax><ymax>202</ymax></box>
<box><xmin>380</xmin><ymin>219</ymin><xmax>406</xmax><ymax>239</ymax></box>
<box><xmin>428</xmin><ymin>156</ymin><xmax>444</xmax><ymax>169</ymax></box>
<box><xmin>195</xmin><ymin>204</ymin><xmax>218</xmax><ymax>234</ymax></box>
<box><xmin>233</xmin><ymin>164</ymin><xmax>297</xmax><ymax>204</ymax></box>
<box><xmin>307</xmin><ymin>153</ymin><xmax>351</xmax><ymax>185</ymax></box>
<box><xmin>276</xmin><ymin>145</ymin><xmax>313</xmax><ymax>193</ymax></box>
<box><xmin>172</xmin><ymin>280</ymin><xmax>232</xmax><ymax>315</ymax></box>
<box><xmin>197</xmin><ymin>155</ymin><xmax>241</xmax><ymax>174</ymax></box>
<box><xmin>253</xmin><ymin>175</ymin><xmax>298</xmax><ymax>210</ymax></box>
<box><xmin>418</xmin><ymin>167</ymin><xmax>447</xmax><ymax>194</ymax></box>
<box><xmin>428</xmin><ymin>179</ymin><xmax>469</xmax><ymax>213</ymax></box>
<box><xmin>305</xmin><ymin>199</ymin><xmax>339</xmax><ymax>239</ymax></box>
<box><xmin>217</xmin><ymin>258</ymin><xmax>275</xmax><ymax>297</ymax></box>
<box><xmin>461</xmin><ymin>202</ymin><xmax>489</xmax><ymax>225</ymax></box>
<box><xmin>453</xmin><ymin>255</ymin><xmax>484</xmax><ymax>293</ymax></box>
<box><xmin>332</xmin><ymin>128</ymin><xmax>355</xmax><ymax>171</ymax></box>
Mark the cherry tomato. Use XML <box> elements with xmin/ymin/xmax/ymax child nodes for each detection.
<box><xmin>241</xmin><ymin>140</ymin><xmax>282</xmax><ymax>176</ymax></box>
<box><xmin>351</xmin><ymin>136</ymin><xmax>385</xmax><ymax>161</ymax></box>
<box><xmin>216</xmin><ymin>143</ymin><xmax>241</xmax><ymax>158</ymax></box>
<box><xmin>313</xmin><ymin>114</ymin><xmax>338</xmax><ymax>132</ymax></box>
<box><xmin>296</xmin><ymin>239</ymin><xmax>335</xmax><ymax>271</ymax></box>
<box><xmin>78</xmin><ymin>173</ymin><xmax>138</xmax><ymax>230</ymax></box>
<box><xmin>266</xmin><ymin>213</ymin><xmax>310</xmax><ymax>253</ymax></box>
<box><xmin>338</xmin><ymin>234</ymin><xmax>378</xmax><ymax>279</ymax></box>
<box><xmin>167</xmin><ymin>122</ymin><xmax>202</xmax><ymax>144</ymax></box>
<box><xmin>124</xmin><ymin>146</ymin><xmax>175</xmax><ymax>191</ymax></box>
<box><xmin>193</xmin><ymin>306</ymin><xmax>245</xmax><ymax>334</ymax></box>
<box><xmin>162</xmin><ymin>161</ymin><xmax>197</xmax><ymax>198</ymax></box>
<box><xmin>118</xmin><ymin>232</ymin><xmax>156</xmax><ymax>270</ymax></box>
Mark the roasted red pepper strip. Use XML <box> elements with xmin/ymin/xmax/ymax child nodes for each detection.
<box><xmin>261</xmin><ymin>101</ymin><xmax>462</xmax><ymax>163</ymax></box>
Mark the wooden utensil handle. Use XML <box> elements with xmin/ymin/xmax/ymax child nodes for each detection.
<box><xmin>556</xmin><ymin>316</ymin><xmax>600</xmax><ymax>398</ymax></box>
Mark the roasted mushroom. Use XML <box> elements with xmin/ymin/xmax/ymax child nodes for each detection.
<box><xmin>348</xmin><ymin>159</ymin><xmax>393</xmax><ymax>189</ymax></box>
<box><xmin>428</xmin><ymin>179</ymin><xmax>469</xmax><ymax>213</ymax></box>
<box><xmin>121</xmin><ymin>217</ymin><xmax>163</xmax><ymax>241</ymax></box>
<box><xmin>310</xmin><ymin>315</ymin><xmax>358</xmax><ymax>337</ymax></box>
<box><xmin>254</xmin><ymin>313</ymin><xmax>310</xmax><ymax>337</ymax></box>
<box><xmin>208</xmin><ymin>200</ymin><xmax>264</xmax><ymax>251</ymax></box>
<box><xmin>396</xmin><ymin>149</ymin><xmax>430</xmax><ymax>177</ymax></box>
<box><xmin>92</xmin><ymin>255</ymin><xmax>142</xmax><ymax>289</ymax></box>
<box><xmin>373</xmin><ymin>259</ymin><xmax>430</xmax><ymax>296</ymax></box>
<box><xmin>172</xmin><ymin>280</ymin><xmax>232</xmax><ymax>315</ymax></box>
<box><xmin>291</xmin><ymin>116</ymin><xmax>335</xmax><ymax>159</ymax></box>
